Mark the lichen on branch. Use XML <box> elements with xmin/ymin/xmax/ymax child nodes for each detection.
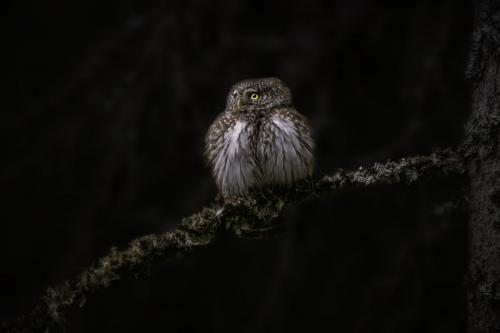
<box><xmin>2</xmin><ymin>149</ymin><xmax>465</xmax><ymax>333</ymax></box>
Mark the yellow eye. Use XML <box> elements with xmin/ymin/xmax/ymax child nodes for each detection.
<box><xmin>250</xmin><ymin>93</ymin><xmax>260</xmax><ymax>101</ymax></box>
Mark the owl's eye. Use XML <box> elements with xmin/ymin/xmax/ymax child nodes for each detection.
<box><xmin>249</xmin><ymin>92</ymin><xmax>260</xmax><ymax>101</ymax></box>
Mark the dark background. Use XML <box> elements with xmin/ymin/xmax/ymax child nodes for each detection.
<box><xmin>3</xmin><ymin>1</ymin><xmax>473</xmax><ymax>332</ymax></box>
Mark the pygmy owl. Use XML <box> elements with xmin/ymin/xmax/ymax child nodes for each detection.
<box><xmin>205</xmin><ymin>77</ymin><xmax>314</xmax><ymax>197</ymax></box>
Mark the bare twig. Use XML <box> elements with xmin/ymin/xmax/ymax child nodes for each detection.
<box><xmin>2</xmin><ymin>149</ymin><xmax>465</xmax><ymax>333</ymax></box>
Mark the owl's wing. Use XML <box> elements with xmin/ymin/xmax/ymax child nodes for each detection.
<box><xmin>205</xmin><ymin>112</ymin><xmax>231</xmax><ymax>165</ymax></box>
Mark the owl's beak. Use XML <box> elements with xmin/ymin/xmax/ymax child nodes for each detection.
<box><xmin>236</xmin><ymin>98</ymin><xmax>242</xmax><ymax>110</ymax></box>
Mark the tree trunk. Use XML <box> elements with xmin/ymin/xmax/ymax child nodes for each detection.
<box><xmin>465</xmin><ymin>0</ymin><xmax>500</xmax><ymax>332</ymax></box>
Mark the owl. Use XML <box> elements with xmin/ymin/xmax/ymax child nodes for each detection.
<box><xmin>205</xmin><ymin>77</ymin><xmax>314</xmax><ymax>197</ymax></box>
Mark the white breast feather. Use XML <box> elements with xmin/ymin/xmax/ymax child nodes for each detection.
<box><xmin>260</xmin><ymin>114</ymin><xmax>313</xmax><ymax>184</ymax></box>
<box><xmin>213</xmin><ymin>120</ymin><xmax>258</xmax><ymax>196</ymax></box>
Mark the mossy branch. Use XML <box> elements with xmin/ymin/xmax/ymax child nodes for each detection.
<box><xmin>2</xmin><ymin>149</ymin><xmax>465</xmax><ymax>333</ymax></box>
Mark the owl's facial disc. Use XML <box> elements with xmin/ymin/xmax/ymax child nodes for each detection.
<box><xmin>228</xmin><ymin>77</ymin><xmax>291</xmax><ymax>112</ymax></box>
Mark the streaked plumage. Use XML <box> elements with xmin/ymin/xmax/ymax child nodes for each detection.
<box><xmin>205</xmin><ymin>77</ymin><xmax>314</xmax><ymax>197</ymax></box>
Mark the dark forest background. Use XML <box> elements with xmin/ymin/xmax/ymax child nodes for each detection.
<box><xmin>3</xmin><ymin>1</ymin><xmax>474</xmax><ymax>332</ymax></box>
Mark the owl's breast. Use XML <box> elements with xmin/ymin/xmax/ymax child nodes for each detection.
<box><xmin>206</xmin><ymin>116</ymin><xmax>261</xmax><ymax>196</ymax></box>
<box><xmin>257</xmin><ymin>110</ymin><xmax>314</xmax><ymax>184</ymax></box>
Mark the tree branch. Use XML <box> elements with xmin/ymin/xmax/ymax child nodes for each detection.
<box><xmin>2</xmin><ymin>149</ymin><xmax>465</xmax><ymax>333</ymax></box>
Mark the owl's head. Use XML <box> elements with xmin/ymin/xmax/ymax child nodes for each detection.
<box><xmin>226</xmin><ymin>77</ymin><xmax>292</xmax><ymax>112</ymax></box>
